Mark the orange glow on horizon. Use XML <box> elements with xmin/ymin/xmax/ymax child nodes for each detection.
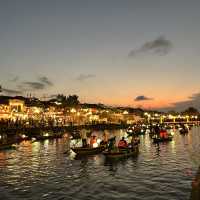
<box><xmin>81</xmin><ymin>95</ymin><xmax>190</xmax><ymax>110</ymax></box>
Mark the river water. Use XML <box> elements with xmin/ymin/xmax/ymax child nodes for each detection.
<box><xmin>0</xmin><ymin>127</ymin><xmax>200</xmax><ymax>200</ymax></box>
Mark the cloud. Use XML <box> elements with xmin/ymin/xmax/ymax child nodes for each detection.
<box><xmin>22</xmin><ymin>82</ymin><xmax>46</xmax><ymax>90</ymax></box>
<box><xmin>1</xmin><ymin>87</ymin><xmax>22</xmax><ymax>95</ymax></box>
<box><xmin>38</xmin><ymin>76</ymin><xmax>53</xmax><ymax>86</ymax></box>
<box><xmin>134</xmin><ymin>95</ymin><xmax>153</xmax><ymax>101</ymax></box>
<box><xmin>129</xmin><ymin>36</ymin><xmax>172</xmax><ymax>57</ymax></box>
<box><xmin>76</xmin><ymin>74</ymin><xmax>96</xmax><ymax>81</ymax></box>
<box><xmin>159</xmin><ymin>92</ymin><xmax>200</xmax><ymax>112</ymax></box>
<box><xmin>170</xmin><ymin>92</ymin><xmax>200</xmax><ymax>111</ymax></box>
<box><xmin>19</xmin><ymin>76</ymin><xmax>53</xmax><ymax>91</ymax></box>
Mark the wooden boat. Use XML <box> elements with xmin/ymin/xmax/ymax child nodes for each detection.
<box><xmin>126</xmin><ymin>127</ymin><xmax>134</xmax><ymax>135</ymax></box>
<box><xmin>127</xmin><ymin>128</ymin><xmax>145</xmax><ymax>136</ymax></box>
<box><xmin>179</xmin><ymin>128</ymin><xmax>189</xmax><ymax>135</ymax></box>
<box><xmin>71</xmin><ymin>146</ymin><xmax>105</xmax><ymax>155</ymax></box>
<box><xmin>103</xmin><ymin>146</ymin><xmax>139</xmax><ymax>159</ymax></box>
<box><xmin>153</xmin><ymin>136</ymin><xmax>173</xmax><ymax>143</ymax></box>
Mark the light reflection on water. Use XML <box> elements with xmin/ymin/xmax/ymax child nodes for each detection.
<box><xmin>0</xmin><ymin>127</ymin><xmax>200</xmax><ymax>200</ymax></box>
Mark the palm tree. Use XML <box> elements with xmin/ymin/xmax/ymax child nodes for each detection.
<box><xmin>56</xmin><ymin>94</ymin><xmax>80</xmax><ymax>108</ymax></box>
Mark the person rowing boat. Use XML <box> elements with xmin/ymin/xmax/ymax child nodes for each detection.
<box><xmin>103</xmin><ymin>136</ymin><xmax>139</xmax><ymax>159</ymax></box>
<box><xmin>118</xmin><ymin>137</ymin><xmax>128</xmax><ymax>148</ymax></box>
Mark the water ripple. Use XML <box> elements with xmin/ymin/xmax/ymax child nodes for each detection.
<box><xmin>0</xmin><ymin>128</ymin><xmax>200</xmax><ymax>199</ymax></box>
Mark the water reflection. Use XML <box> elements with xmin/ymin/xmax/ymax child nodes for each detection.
<box><xmin>0</xmin><ymin>128</ymin><xmax>200</xmax><ymax>199</ymax></box>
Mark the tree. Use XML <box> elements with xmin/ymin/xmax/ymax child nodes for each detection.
<box><xmin>181</xmin><ymin>107</ymin><xmax>199</xmax><ymax>115</ymax></box>
<box><xmin>66</xmin><ymin>95</ymin><xmax>80</xmax><ymax>107</ymax></box>
<box><xmin>168</xmin><ymin>110</ymin><xmax>179</xmax><ymax>115</ymax></box>
<box><xmin>56</xmin><ymin>94</ymin><xmax>80</xmax><ymax>108</ymax></box>
<box><xmin>57</xmin><ymin>94</ymin><xmax>67</xmax><ymax>104</ymax></box>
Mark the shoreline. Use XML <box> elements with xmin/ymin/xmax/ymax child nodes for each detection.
<box><xmin>0</xmin><ymin>123</ymin><xmax>130</xmax><ymax>146</ymax></box>
<box><xmin>0</xmin><ymin>123</ymin><xmax>130</xmax><ymax>133</ymax></box>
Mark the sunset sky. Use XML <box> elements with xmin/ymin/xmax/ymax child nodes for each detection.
<box><xmin>0</xmin><ymin>0</ymin><xmax>200</xmax><ymax>111</ymax></box>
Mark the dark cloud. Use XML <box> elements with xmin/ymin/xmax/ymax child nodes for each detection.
<box><xmin>19</xmin><ymin>76</ymin><xmax>53</xmax><ymax>91</ymax></box>
<box><xmin>159</xmin><ymin>92</ymin><xmax>200</xmax><ymax>112</ymax></box>
<box><xmin>22</xmin><ymin>82</ymin><xmax>46</xmax><ymax>90</ymax></box>
<box><xmin>1</xmin><ymin>87</ymin><xmax>22</xmax><ymax>95</ymax></box>
<box><xmin>129</xmin><ymin>36</ymin><xmax>172</xmax><ymax>57</ymax></box>
<box><xmin>170</xmin><ymin>92</ymin><xmax>200</xmax><ymax>111</ymax></box>
<box><xmin>76</xmin><ymin>74</ymin><xmax>96</xmax><ymax>81</ymax></box>
<box><xmin>38</xmin><ymin>76</ymin><xmax>53</xmax><ymax>86</ymax></box>
<box><xmin>134</xmin><ymin>95</ymin><xmax>153</xmax><ymax>101</ymax></box>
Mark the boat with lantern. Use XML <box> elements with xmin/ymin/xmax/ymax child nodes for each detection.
<box><xmin>71</xmin><ymin>133</ymin><xmax>108</xmax><ymax>155</ymax></box>
<box><xmin>127</xmin><ymin>125</ymin><xmax>146</xmax><ymax>136</ymax></box>
<box><xmin>126</xmin><ymin>126</ymin><xmax>135</xmax><ymax>135</ymax></box>
<box><xmin>152</xmin><ymin>128</ymin><xmax>173</xmax><ymax>143</ymax></box>
<box><xmin>33</xmin><ymin>132</ymin><xmax>63</xmax><ymax>141</ymax></box>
